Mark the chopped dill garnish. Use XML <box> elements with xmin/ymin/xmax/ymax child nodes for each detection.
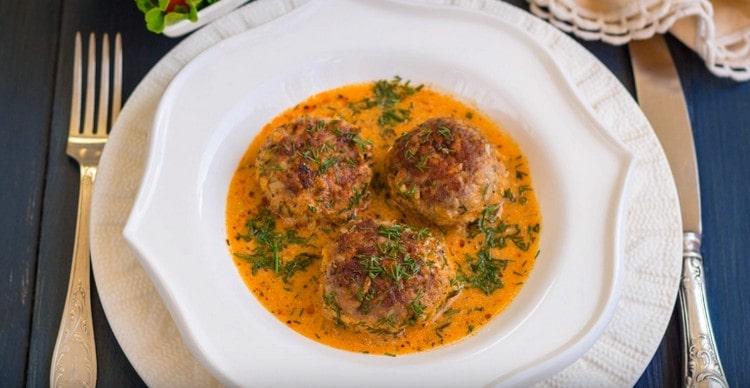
<box><xmin>318</xmin><ymin>157</ymin><xmax>339</xmax><ymax>173</ymax></box>
<box><xmin>378</xmin><ymin>224</ymin><xmax>408</xmax><ymax>239</ymax></box>
<box><xmin>333</xmin><ymin>130</ymin><xmax>373</xmax><ymax>150</ymax></box>
<box><xmin>355</xmin><ymin>224</ymin><xmax>425</xmax><ymax>293</ymax></box>
<box><xmin>281</xmin><ymin>253</ymin><xmax>320</xmax><ymax>283</ymax></box>
<box><xmin>437</xmin><ymin>126</ymin><xmax>452</xmax><ymax>139</ymax></box>
<box><xmin>356</xmin><ymin>287</ymin><xmax>377</xmax><ymax>314</ymax></box>
<box><xmin>417</xmin><ymin>125</ymin><xmax>433</xmax><ymax>139</ymax></box>
<box><xmin>416</xmin><ymin>227</ymin><xmax>430</xmax><ymax>240</ymax></box>
<box><xmin>464</xmin><ymin>250</ymin><xmax>508</xmax><ymax>295</ymax></box>
<box><xmin>502</xmin><ymin>185</ymin><xmax>532</xmax><ymax>205</ymax></box>
<box><xmin>460</xmin><ymin>204</ymin><xmax>510</xmax><ymax>294</ymax></box>
<box><xmin>346</xmin><ymin>186</ymin><xmax>367</xmax><ymax>211</ymax></box>
<box><xmin>351</xmin><ymin>134</ymin><xmax>373</xmax><ymax>149</ymax></box>
<box><xmin>323</xmin><ymin>292</ymin><xmax>345</xmax><ymax>327</ymax></box>
<box><xmin>311</xmin><ymin>120</ymin><xmax>326</xmax><ymax>131</ymax></box>
<box><xmin>402</xmin><ymin>255</ymin><xmax>421</xmax><ymax>276</ymax></box>
<box><xmin>358</xmin><ymin>255</ymin><xmax>385</xmax><ymax>279</ymax></box>
<box><xmin>415</xmin><ymin>155</ymin><xmax>428</xmax><ymax>171</ymax></box>
<box><xmin>502</xmin><ymin>188</ymin><xmax>514</xmax><ymax>202</ymax></box>
<box><xmin>408</xmin><ymin>292</ymin><xmax>426</xmax><ymax>323</ymax></box>
<box><xmin>388</xmin><ymin>262</ymin><xmax>408</xmax><ymax>283</ymax></box>
<box><xmin>234</xmin><ymin>209</ymin><xmax>315</xmax><ymax>280</ymax></box>
<box><xmin>462</xmin><ymin>202</ymin><xmax>539</xmax><ymax>292</ymax></box>
<box><xmin>364</xmin><ymin>314</ymin><xmax>400</xmax><ymax>336</ymax></box>
<box><xmin>435</xmin><ymin>321</ymin><xmax>451</xmax><ymax>340</ymax></box>
<box><xmin>301</xmin><ymin>149</ymin><xmax>320</xmax><ymax>166</ymax></box>
<box><xmin>398</xmin><ymin>184</ymin><xmax>417</xmax><ymax>198</ymax></box>
<box><xmin>349</xmin><ymin>76</ymin><xmax>423</xmax><ymax>136</ymax></box>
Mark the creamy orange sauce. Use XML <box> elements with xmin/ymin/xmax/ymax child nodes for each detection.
<box><xmin>225</xmin><ymin>81</ymin><xmax>541</xmax><ymax>356</ymax></box>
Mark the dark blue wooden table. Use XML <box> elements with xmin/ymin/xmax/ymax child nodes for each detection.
<box><xmin>1</xmin><ymin>0</ymin><xmax>748</xmax><ymax>386</ymax></box>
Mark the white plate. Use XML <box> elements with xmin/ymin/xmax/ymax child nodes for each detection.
<box><xmin>124</xmin><ymin>0</ymin><xmax>633</xmax><ymax>386</ymax></box>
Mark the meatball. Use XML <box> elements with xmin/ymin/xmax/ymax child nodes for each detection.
<box><xmin>256</xmin><ymin>118</ymin><xmax>373</xmax><ymax>226</ymax></box>
<box><xmin>386</xmin><ymin>117</ymin><xmax>504</xmax><ymax>226</ymax></box>
<box><xmin>322</xmin><ymin>219</ymin><xmax>456</xmax><ymax>332</ymax></box>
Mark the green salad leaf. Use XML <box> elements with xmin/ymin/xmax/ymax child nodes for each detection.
<box><xmin>135</xmin><ymin>0</ymin><xmax>221</xmax><ymax>34</ymax></box>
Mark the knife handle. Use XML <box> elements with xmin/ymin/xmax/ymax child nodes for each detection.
<box><xmin>680</xmin><ymin>232</ymin><xmax>729</xmax><ymax>388</ymax></box>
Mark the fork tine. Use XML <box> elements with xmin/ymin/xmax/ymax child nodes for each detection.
<box><xmin>69</xmin><ymin>33</ymin><xmax>82</xmax><ymax>136</ymax></box>
<box><xmin>96</xmin><ymin>34</ymin><xmax>110</xmax><ymax>137</ymax></box>
<box><xmin>82</xmin><ymin>33</ymin><xmax>96</xmax><ymax>135</ymax></box>
<box><xmin>111</xmin><ymin>33</ymin><xmax>122</xmax><ymax>127</ymax></box>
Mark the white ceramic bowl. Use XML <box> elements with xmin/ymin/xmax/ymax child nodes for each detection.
<box><xmin>163</xmin><ymin>0</ymin><xmax>248</xmax><ymax>38</ymax></box>
<box><xmin>125</xmin><ymin>0</ymin><xmax>633</xmax><ymax>386</ymax></box>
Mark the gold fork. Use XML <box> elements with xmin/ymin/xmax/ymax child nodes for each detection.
<box><xmin>50</xmin><ymin>32</ymin><xmax>122</xmax><ymax>388</ymax></box>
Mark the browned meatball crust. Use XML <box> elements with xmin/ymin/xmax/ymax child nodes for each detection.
<box><xmin>386</xmin><ymin>117</ymin><xmax>504</xmax><ymax>226</ymax></box>
<box><xmin>256</xmin><ymin>118</ymin><xmax>373</xmax><ymax>226</ymax></box>
<box><xmin>322</xmin><ymin>219</ymin><xmax>456</xmax><ymax>332</ymax></box>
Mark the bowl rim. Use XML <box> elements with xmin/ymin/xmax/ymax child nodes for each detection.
<box><xmin>124</xmin><ymin>0</ymin><xmax>634</xmax><ymax>385</ymax></box>
<box><xmin>163</xmin><ymin>0</ymin><xmax>249</xmax><ymax>38</ymax></box>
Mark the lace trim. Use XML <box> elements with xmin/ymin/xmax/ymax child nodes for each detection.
<box><xmin>529</xmin><ymin>0</ymin><xmax>750</xmax><ymax>81</ymax></box>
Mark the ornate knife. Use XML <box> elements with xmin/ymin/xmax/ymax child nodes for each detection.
<box><xmin>629</xmin><ymin>36</ymin><xmax>729</xmax><ymax>387</ymax></box>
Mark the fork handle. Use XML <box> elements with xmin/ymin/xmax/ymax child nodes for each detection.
<box><xmin>681</xmin><ymin>232</ymin><xmax>729</xmax><ymax>388</ymax></box>
<box><xmin>50</xmin><ymin>166</ymin><xmax>97</xmax><ymax>388</ymax></box>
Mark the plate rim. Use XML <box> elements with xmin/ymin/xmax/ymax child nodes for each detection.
<box><xmin>124</xmin><ymin>0</ymin><xmax>635</xmax><ymax>385</ymax></box>
<box><xmin>83</xmin><ymin>0</ymin><xmax>679</xmax><ymax>388</ymax></box>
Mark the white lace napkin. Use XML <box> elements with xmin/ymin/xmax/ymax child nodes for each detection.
<box><xmin>529</xmin><ymin>0</ymin><xmax>750</xmax><ymax>80</ymax></box>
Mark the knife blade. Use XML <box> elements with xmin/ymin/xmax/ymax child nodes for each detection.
<box><xmin>629</xmin><ymin>36</ymin><xmax>729</xmax><ymax>388</ymax></box>
<box><xmin>629</xmin><ymin>36</ymin><xmax>701</xmax><ymax>234</ymax></box>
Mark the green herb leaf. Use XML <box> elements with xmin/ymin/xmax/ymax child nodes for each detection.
<box><xmin>416</xmin><ymin>228</ymin><xmax>430</xmax><ymax>240</ymax></box>
<box><xmin>437</xmin><ymin>126</ymin><xmax>452</xmax><ymax>139</ymax></box>
<box><xmin>323</xmin><ymin>293</ymin><xmax>345</xmax><ymax>327</ymax></box>
<box><xmin>398</xmin><ymin>183</ymin><xmax>417</xmax><ymax>198</ymax></box>
<box><xmin>415</xmin><ymin>155</ymin><xmax>428</xmax><ymax>171</ymax></box>
<box><xmin>281</xmin><ymin>253</ymin><xmax>320</xmax><ymax>283</ymax></box>
<box><xmin>234</xmin><ymin>209</ymin><xmax>314</xmax><ymax>282</ymax></box>
<box><xmin>349</xmin><ymin>76</ymin><xmax>423</xmax><ymax>136</ymax></box>
<box><xmin>408</xmin><ymin>291</ymin><xmax>426</xmax><ymax>324</ymax></box>
<box><xmin>319</xmin><ymin>157</ymin><xmax>339</xmax><ymax>173</ymax></box>
<box><xmin>344</xmin><ymin>186</ymin><xmax>367</xmax><ymax>214</ymax></box>
<box><xmin>358</xmin><ymin>255</ymin><xmax>385</xmax><ymax>279</ymax></box>
<box><xmin>188</xmin><ymin>2</ymin><xmax>199</xmax><ymax>21</ymax></box>
<box><xmin>164</xmin><ymin>11</ymin><xmax>188</xmax><ymax>25</ymax></box>
<box><xmin>144</xmin><ymin>8</ymin><xmax>166</xmax><ymax>33</ymax></box>
<box><xmin>136</xmin><ymin>0</ymin><xmax>215</xmax><ymax>34</ymax></box>
<box><xmin>460</xmin><ymin>204</ymin><xmax>518</xmax><ymax>295</ymax></box>
<box><xmin>464</xmin><ymin>251</ymin><xmax>508</xmax><ymax>295</ymax></box>
<box><xmin>356</xmin><ymin>224</ymin><xmax>425</xmax><ymax>290</ymax></box>
<box><xmin>135</xmin><ymin>0</ymin><xmax>156</xmax><ymax>13</ymax></box>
